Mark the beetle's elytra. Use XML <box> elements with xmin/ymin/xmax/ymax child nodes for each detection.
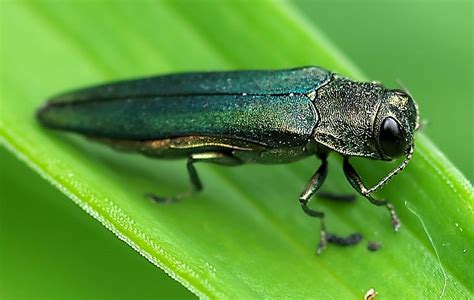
<box><xmin>37</xmin><ymin>67</ymin><xmax>419</xmax><ymax>254</ymax></box>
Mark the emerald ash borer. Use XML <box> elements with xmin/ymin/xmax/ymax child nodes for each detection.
<box><xmin>37</xmin><ymin>67</ymin><xmax>419</xmax><ymax>254</ymax></box>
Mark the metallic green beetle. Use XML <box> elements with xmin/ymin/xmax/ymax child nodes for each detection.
<box><xmin>37</xmin><ymin>67</ymin><xmax>419</xmax><ymax>254</ymax></box>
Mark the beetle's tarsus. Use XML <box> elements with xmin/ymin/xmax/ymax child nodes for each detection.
<box><xmin>387</xmin><ymin>203</ymin><xmax>401</xmax><ymax>231</ymax></box>
<box><xmin>317</xmin><ymin>192</ymin><xmax>356</xmax><ymax>202</ymax></box>
<box><xmin>146</xmin><ymin>193</ymin><xmax>181</xmax><ymax>204</ymax></box>
<box><xmin>145</xmin><ymin>155</ymin><xmax>206</xmax><ymax>204</ymax></box>
<box><xmin>317</xmin><ymin>233</ymin><xmax>363</xmax><ymax>255</ymax></box>
<box><xmin>327</xmin><ymin>232</ymin><xmax>363</xmax><ymax>246</ymax></box>
<box><xmin>316</xmin><ymin>223</ymin><xmax>328</xmax><ymax>255</ymax></box>
<box><xmin>316</xmin><ymin>221</ymin><xmax>363</xmax><ymax>255</ymax></box>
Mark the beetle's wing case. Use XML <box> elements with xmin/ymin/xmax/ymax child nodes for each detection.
<box><xmin>49</xmin><ymin>67</ymin><xmax>329</xmax><ymax>103</ymax></box>
<box><xmin>38</xmin><ymin>67</ymin><xmax>330</xmax><ymax>149</ymax></box>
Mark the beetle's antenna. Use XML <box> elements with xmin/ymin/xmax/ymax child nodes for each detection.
<box><xmin>405</xmin><ymin>201</ymin><xmax>447</xmax><ymax>300</ymax></box>
<box><xmin>396</xmin><ymin>79</ymin><xmax>421</xmax><ymax>131</ymax></box>
<box><xmin>396</xmin><ymin>79</ymin><xmax>411</xmax><ymax>96</ymax></box>
<box><xmin>417</xmin><ymin>119</ymin><xmax>429</xmax><ymax>131</ymax></box>
<box><xmin>365</xmin><ymin>144</ymin><xmax>414</xmax><ymax>195</ymax></box>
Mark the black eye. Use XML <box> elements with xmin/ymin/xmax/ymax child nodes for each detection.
<box><xmin>379</xmin><ymin>117</ymin><xmax>407</xmax><ymax>158</ymax></box>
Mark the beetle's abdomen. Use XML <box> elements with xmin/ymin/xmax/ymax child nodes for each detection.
<box><xmin>38</xmin><ymin>94</ymin><xmax>318</xmax><ymax>148</ymax></box>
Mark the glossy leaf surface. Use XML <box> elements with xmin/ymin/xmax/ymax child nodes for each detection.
<box><xmin>1</xmin><ymin>1</ymin><xmax>472</xmax><ymax>298</ymax></box>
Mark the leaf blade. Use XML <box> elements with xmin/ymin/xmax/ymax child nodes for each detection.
<box><xmin>1</xmin><ymin>0</ymin><xmax>472</xmax><ymax>298</ymax></box>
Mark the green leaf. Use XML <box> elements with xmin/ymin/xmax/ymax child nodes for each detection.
<box><xmin>0</xmin><ymin>147</ymin><xmax>194</xmax><ymax>299</ymax></box>
<box><xmin>1</xmin><ymin>1</ymin><xmax>472</xmax><ymax>299</ymax></box>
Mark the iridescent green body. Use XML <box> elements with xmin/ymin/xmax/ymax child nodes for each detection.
<box><xmin>38</xmin><ymin>67</ymin><xmax>330</xmax><ymax>164</ymax></box>
<box><xmin>37</xmin><ymin>66</ymin><xmax>419</xmax><ymax>254</ymax></box>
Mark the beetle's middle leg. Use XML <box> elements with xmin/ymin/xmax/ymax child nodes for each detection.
<box><xmin>148</xmin><ymin>152</ymin><xmax>242</xmax><ymax>203</ymax></box>
<box><xmin>343</xmin><ymin>156</ymin><xmax>401</xmax><ymax>231</ymax></box>
<box><xmin>299</xmin><ymin>155</ymin><xmax>362</xmax><ymax>255</ymax></box>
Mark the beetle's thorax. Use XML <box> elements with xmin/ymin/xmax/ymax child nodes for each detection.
<box><xmin>312</xmin><ymin>74</ymin><xmax>384</xmax><ymax>159</ymax></box>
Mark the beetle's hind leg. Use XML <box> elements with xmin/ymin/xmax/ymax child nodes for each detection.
<box><xmin>300</xmin><ymin>155</ymin><xmax>362</xmax><ymax>255</ymax></box>
<box><xmin>343</xmin><ymin>157</ymin><xmax>401</xmax><ymax>231</ymax></box>
<box><xmin>147</xmin><ymin>152</ymin><xmax>242</xmax><ymax>204</ymax></box>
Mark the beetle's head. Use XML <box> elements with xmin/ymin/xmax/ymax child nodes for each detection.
<box><xmin>374</xmin><ymin>89</ymin><xmax>419</xmax><ymax>160</ymax></box>
<box><xmin>312</xmin><ymin>75</ymin><xmax>419</xmax><ymax>160</ymax></box>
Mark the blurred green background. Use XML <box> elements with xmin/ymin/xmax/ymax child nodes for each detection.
<box><xmin>1</xmin><ymin>0</ymin><xmax>472</xmax><ymax>298</ymax></box>
<box><xmin>295</xmin><ymin>0</ymin><xmax>473</xmax><ymax>181</ymax></box>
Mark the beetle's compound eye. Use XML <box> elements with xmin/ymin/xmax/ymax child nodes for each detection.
<box><xmin>379</xmin><ymin>117</ymin><xmax>407</xmax><ymax>158</ymax></box>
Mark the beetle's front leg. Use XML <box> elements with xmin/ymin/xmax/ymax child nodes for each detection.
<box><xmin>300</xmin><ymin>155</ymin><xmax>362</xmax><ymax>254</ymax></box>
<box><xmin>148</xmin><ymin>152</ymin><xmax>242</xmax><ymax>203</ymax></box>
<box><xmin>343</xmin><ymin>156</ymin><xmax>401</xmax><ymax>231</ymax></box>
